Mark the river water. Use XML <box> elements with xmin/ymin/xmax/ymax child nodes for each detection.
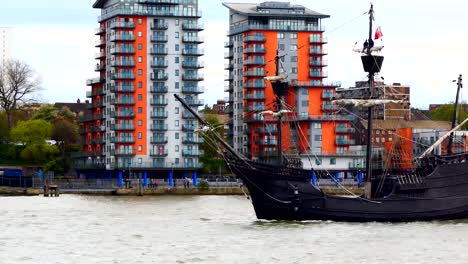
<box><xmin>0</xmin><ymin>195</ymin><xmax>467</xmax><ymax>264</ymax></box>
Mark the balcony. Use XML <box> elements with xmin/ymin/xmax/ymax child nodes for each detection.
<box><xmin>94</xmin><ymin>63</ymin><xmax>105</xmax><ymax>71</ymax></box>
<box><xmin>95</xmin><ymin>39</ymin><xmax>106</xmax><ymax>47</ymax></box>
<box><xmin>309</xmin><ymin>47</ymin><xmax>328</xmax><ymax>55</ymax></box>
<box><xmin>244</xmin><ymin>82</ymin><xmax>266</xmax><ymax>88</ymax></box>
<box><xmin>321</xmin><ymin>103</ymin><xmax>335</xmax><ymax>111</ymax></box>
<box><xmin>110</xmin><ymin>84</ymin><xmax>135</xmax><ymax>93</ymax></box>
<box><xmin>90</xmin><ymin>126</ymin><xmax>106</xmax><ymax>133</ymax></box>
<box><xmin>150</xmin><ymin>35</ymin><xmax>168</xmax><ymax>42</ymax></box>
<box><xmin>150</xmin><ymin>124</ymin><xmax>168</xmax><ymax>131</ymax></box>
<box><xmin>245</xmin><ymin>93</ymin><xmax>266</xmax><ymax>100</ymax></box>
<box><xmin>309</xmin><ymin>71</ymin><xmax>328</xmax><ymax>78</ymax></box>
<box><xmin>111</xmin><ymin>149</ymin><xmax>135</xmax><ymax>156</ymax></box>
<box><xmin>150</xmin><ymin>111</ymin><xmax>169</xmax><ymax>118</ymax></box>
<box><xmin>310</xmin><ymin>58</ymin><xmax>328</xmax><ymax>67</ymax></box>
<box><xmin>336</xmin><ymin>139</ymin><xmax>355</xmax><ymax>146</ymax></box>
<box><xmin>150</xmin><ymin>86</ymin><xmax>168</xmax><ymax>93</ymax></box>
<box><xmin>110</xmin><ymin>47</ymin><xmax>135</xmax><ymax>55</ymax></box>
<box><xmin>150</xmin><ymin>149</ymin><xmax>168</xmax><ymax>157</ymax></box>
<box><xmin>150</xmin><ymin>60</ymin><xmax>168</xmax><ymax>68</ymax></box>
<box><xmin>182</xmin><ymin>36</ymin><xmax>204</xmax><ymax>43</ymax></box>
<box><xmin>111</xmin><ymin>111</ymin><xmax>135</xmax><ymax>118</ymax></box>
<box><xmin>109</xmin><ymin>21</ymin><xmax>135</xmax><ymax>29</ymax></box>
<box><xmin>182</xmin><ymin>124</ymin><xmax>196</xmax><ymax>132</ymax></box>
<box><xmin>224</xmin><ymin>85</ymin><xmax>234</xmax><ymax>92</ymax></box>
<box><xmin>86</xmin><ymin>77</ymin><xmax>105</xmax><ymax>86</ymax></box>
<box><xmin>94</xmin><ymin>51</ymin><xmax>105</xmax><ymax>59</ymax></box>
<box><xmin>224</xmin><ymin>74</ymin><xmax>234</xmax><ymax>81</ymax></box>
<box><xmin>150</xmin><ymin>22</ymin><xmax>169</xmax><ymax>30</ymax></box>
<box><xmin>182</xmin><ymin>111</ymin><xmax>196</xmax><ymax>119</ymax></box>
<box><xmin>224</xmin><ymin>40</ymin><xmax>233</xmax><ymax>47</ymax></box>
<box><xmin>244</xmin><ymin>58</ymin><xmax>266</xmax><ymax>65</ymax></box>
<box><xmin>150</xmin><ymin>48</ymin><xmax>168</xmax><ymax>55</ymax></box>
<box><xmin>110</xmin><ymin>72</ymin><xmax>135</xmax><ymax>80</ymax></box>
<box><xmin>309</xmin><ymin>36</ymin><xmax>328</xmax><ymax>44</ymax></box>
<box><xmin>256</xmin><ymin>127</ymin><xmax>278</xmax><ymax>134</ymax></box>
<box><xmin>111</xmin><ymin>137</ymin><xmax>135</xmax><ymax>143</ymax></box>
<box><xmin>111</xmin><ymin>124</ymin><xmax>135</xmax><ymax>131</ymax></box>
<box><xmin>244</xmin><ymin>47</ymin><xmax>266</xmax><ymax>54</ymax></box>
<box><xmin>244</xmin><ymin>34</ymin><xmax>266</xmax><ymax>42</ymax></box>
<box><xmin>182</xmin><ymin>61</ymin><xmax>204</xmax><ymax>69</ymax></box>
<box><xmin>182</xmin><ymin>86</ymin><xmax>204</xmax><ymax>94</ymax></box>
<box><xmin>150</xmin><ymin>98</ymin><xmax>169</xmax><ymax>106</ymax></box>
<box><xmin>150</xmin><ymin>72</ymin><xmax>169</xmax><ymax>80</ymax></box>
<box><xmin>111</xmin><ymin>60</ymin><xmax>135</xmax><ymax>67</ymax></box>
<box><xmin>224</xmin><ymin>51</ymin><xmax>234</xmax><ymax>58</ymax></box>
<box><xmin>245</xmin><ymin>105</ymin><xmax>266</xmax><ymax>112</ymax></box>
<box><xmin>151</xmin><ymin>72</ymin><xmax>169</xmax><ymax>81</ymax></box>
<box><xmin>255</xmin><ymin>140</ymin><xmax>277</xmax><ymax>146</ymax></box>
<box><xmin>182</xmin><ymin>48</ymin><xmax>204</xmax><ymax>56</ymax></box>
<box><xmin>182</xmin><ymin>137</ymin><xmax>204</xmax><ymax>144</ymax></box>
<box><xmin>150</xmin><ymin>136</ymin><xmax>168</xmax><ymax>144</ymax></box>
<box><xmin>88</xmin><ymin>100</ymin><xmax>105</xmax><ymax>109</ymax></box>
<box><xmin>336</xmin><ymin>127</ymin><xmax>356</xmax><ymax>133</ymax></box>
<box><xmin>182</xmin><ymin>149</ymin><xmax>203</xmax><ymax>157</ymax></box>
<box><xmin>244</xmin><ymin>70</ymin><xmax>265</xmax><ymax>77</ymax></box>
<box><xmin>95</xmin><ymin>26</ymin><xmax>105</xmax><ymax>35</ymax></box>
<box><xmin>182</xmin><ymin>74</ymin><xmax>204</xmax><ymax>81</ymax></box>
<box><xmin>322</xmin><ymin>91</ymin><xmax>334</xmax><ymax>99</ymax></box>
<box><xmin>111</xmin><ymin>98</ymin><xmax>135</xmax><ymax>105</ymax></box>
<box><xmin>182</xmin><ymin>22</ymin><xmax>204</xmax><ymax>31</ymax></box>
<box><xmin>186</xmin><ymin>99</ymin><xmax>204</xmax><ymax>106</ymax></box>
<box><xmin>110</xmin><ymin>34</ymin><xmax>135</xmax><ymax>42</ymax></box>
<box><xmin>224</xmin><ymin>63</ymin><xmax>234</xmax><ymax>70</ymax></box>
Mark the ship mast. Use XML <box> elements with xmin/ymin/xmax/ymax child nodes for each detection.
<box><xmin>365</xmin><ymin>4</ymin><xmax>374</xmax><ymax>195</ymax></box>
<box><xmin>275</xmin><ymin>50</ymin><xmax>283</xmax><ymax>165</ymax></box>
<box><xmin>447</xmin><ymin>74</ymin><xmax>463</xmax><ymax>155</ymax></box>
<box><xmin>360</xmin><ymin>4</ymin><xmax>384</xmax><ymax>198</ymax></box>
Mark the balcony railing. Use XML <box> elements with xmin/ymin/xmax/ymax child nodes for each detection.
<box><xmin>109</xmin><ymin>21</ymin><xmax>135</xmax><ymax>29</ymax></box>
<box><xmin>111</xmin><ymin>98</ymin><xmax>135</xmax><ymax>105</ymax></box>
<box><xmin>336</xmin><ymin>139</ymin><xmax>355</xmax><ymax>146</ymax></box>
<box><xmin>182</xmin><ymin>86</ymin><xmax>204</xmax><ymax>94</ymax></box>
<box><xmin>182</xmin><ymin>137</ymin><xmax>204</xmax><ymax>144</ymax></box>
<box><xmin>182</xmin><ymin>74</ymin><xmax>204</xmax><ymax>81</ymax></box>
<box><xmin>110</xmin><ymin>72</ymin><xmax>135</xmax><ymax>80</ymax></box>
<box><xmin>244</xmin><ymin>47</ymin><xmax>266</xmax><ymax>54</ymax></box>
<box><xmin>111</xmin><ymin>149</ymin><xmax>135</xmax><ymax>156</ymax></box>
<box><xmin>255</xmin><ymin>140</ymin><xmax>277</xmax><ymax>146</ymax></box>
<box><xmin>309</xmin><ymin>36</ymin><xmax>328</xmax><ymax>43</ymax></box>
<box><xmin>111</xmin><ymin>124</ymin><xmax>135</xmax><ymax>131</ymax></box>
<box><xmin>309</xmin><ymin>47</ymin><xmax>328</xmax><ymax>55</ymax></box>
<box><xmin>150</xmin><ymin>86</ymin><xmax>168</xmax><ymax>93</ymax></box>
<box><xmin>256</xmin><ymin>127</ymin><xmax>278</xmax><ymax>134</ymax></box>
<box><xmin>336</xmin><ymin>127</ymin><xmax>356</xmax><ymax>133</ymax></box>
<box><xmin>110</xmin><ymin>111</ymin><xmax>135</xmax><ymax>118</ymax></box>
<box><xmin>111</xmin><ymin>60</ymin><xmax>135</xmax><ymax>67</ymax></box>
<box><xmin>110</xmin><ymin>84</ymin><xmax>135</xmax><ymax>93</ymax></box>
<box><xmin>186</xmin><ymin>99</ymin><xmax>204</xmax><ymax>106</ymax></box>
<box><xmin>111</xmin><ymin>137</ymin><xmax>135</xmax><ymax>143</ymax></box>
<box><xmin>182</xmin><ymin>48</ymin><xmax>204</xmax><ymax>56</ymax></box>
<box><xmin>244</xmin><ymin>70</ymin><xmax>265</xmax><ymax>77</ymax></box>
<box><xmin>310</xmin><ymin>59</ymin><xmax>328</xmax><ymax>67</ymax></box>
<box><xmin>150</xmin><ymin>35</ymin><xmax>168</xmax><ymax>42</ymax></box>
<box><xmin>182</xmin><ymin>124</ymin><xmax>196</xmax><ymax>131</ymax></box>
<box><xmin>110</xmin><ymin>34</ymin><xmax>135</xmax><ymax>42</ymax></box>
<box><xmin>110</xmin><ymin>47</ymin><xmax>135</xmax><ymax>54</ymax></box>
<box><xmin>86</xmin><ymin>77</ymin><xmax>105</xmax><ymax>86</ymax></box>
<box><xmin>150</xmin><ymin>136</ymin><xmax>168</xmax><ymax>144</ymax></box>
<box><xmin>150</xmin><ymin>98</ymin><xmax>169</xmax><ymax>106</ymax></box>
<box><xmin>229</xmin><ymin>24</ymin><xmax>325</xmax><ymax>35</ymax></box>
<box><xmin>182</xmin><ymin>36</ymin><xmax>204</xmax><ymax>43</ymax></box>
<box><xmin>244</xmin><ymin>34</ymin><xmax>266</xmax><ymax>42</ymax></box>
<box><xmin>150</xmin><ymin>111</ymin><xmax>169</xmax><ymax>118</ymax></box>
<box><xmin>150</xmin><ymin>124</ymin><xmax>168</xmax><ymax>131</ymax></box>
<box><xmin>309</xmin><ymin>71</ymin><xmax>328</xmax><ymax>78</ymax></box>
<box><xmin>182</xmin><ymin>22</ymin><xmax>204</xmax><ymax>31</ymax></box>
<box><xmin>150</xmin><ymin>48</ymin><xmax>168</xmax><ymax>55</ymax></box>
<box><xmin>182</xmin><ymin>149</ymin><xmax>204</xmax><ymax>157</ymax></box>
<box><xmin>244</xmin><ymin>82</ymin><xmax>266</xmax><ymax>88</ymax></box>
<box><xmin>150</xmin><ymin>60</ymin><xmax>168</xmax><ymax>68</ymax></box>
<box><xmin>149</xmin><ymin>149</ymin><xmax>168</xmax><ymax>157</ymax></box>
<box><xmin>244</xmin><ymin>58</ymin><xmax>266</xmax><ymax>65</ymax></box>
<box><xmin>245</xmin><ymin>93</ymin><xmax>266</xmax><ymax>100</ymax></box>
<box><xmin>150</xmin><ymin>22</ymin><xmax>169</xmax><ymax>30</ymax></box>
<box><xmin>150</xmin><ymin>72</ymin><xmax>169</xmax><ymax>80</ymax></box>
<box><xmin>182</xmin><ymin>61</ymin><xmax>204</xmax><ymax>68</ymax></box>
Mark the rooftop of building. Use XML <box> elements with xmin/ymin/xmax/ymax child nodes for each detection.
<box><xmin>54</xmin><ymin>99</ymin><xmax>90</xmax><ymax>114</ymax></box>
<box><xmin>223</xmin><ymin>2</ymin><xmax>329</xmax><ymax>18</ymax></box>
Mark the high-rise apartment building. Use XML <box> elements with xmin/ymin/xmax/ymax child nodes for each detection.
<box><xmin>224</xmin><ymin>2</ymin><xmax>354</xmax><ymax>170</ymax></box>
<box><xmin>76</xmin><ymin>0</ymin><xmax>204</xmax><ymax>180</ymax></box>
<box><xmin>0</xmin><ymin>27</ymin><xmax>12</xmax><ymax>68</ymax></box>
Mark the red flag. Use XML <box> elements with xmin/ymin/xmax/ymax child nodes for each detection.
<box><xmin>375</xmin><ymin>26</ymin><xmax>383</xmax><ymax>40</ymax></box>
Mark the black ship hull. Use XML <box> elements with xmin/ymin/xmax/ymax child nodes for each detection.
<box><xmin>228</xmin><ymin>157</ymin><xmax>468</xmax><ymax>222</ymax></box>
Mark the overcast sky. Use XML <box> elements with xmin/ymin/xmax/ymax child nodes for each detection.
<box><xmin>1</xmin><ymin>0</ymin><xmax>467</xmax><ymax>109</ymax></box>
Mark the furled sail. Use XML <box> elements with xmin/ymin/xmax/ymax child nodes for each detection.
<box><xmin>333</xmin><ymin>99</ymin><xmax>405</xmax><ymax>107</ymax></box>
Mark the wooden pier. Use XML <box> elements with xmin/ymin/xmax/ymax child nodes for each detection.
<box><xmin>43</xmin><ymin>184</ymin><xmax>59</xmax><ymax>197</ymax></box>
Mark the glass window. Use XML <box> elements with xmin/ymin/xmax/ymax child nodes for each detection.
<box><xmin>138</xmin><ymin>145</ymin><xmax>142</xmax><ymax>151</ymax></box>
<box><xmin>138</xmin><ymin>31</ymin><xmax>142</xmax><ymax>37</ymax></box>
<box><xmin>138</xmin><ymin>44</ymin><xmax>142</xmax><ymax>50</ymax></box>
<box><xmin>290</xmin><ymin>44</ymin><xmax>297</xmax><ymax>51</ymax></box>
<box><xmin>138</xmin><ymin>132</ymin><xmax>142</xmax><ymax>139</ymax></box>
<box><xmin>175</xmin><ymin>32</ymin><xmax>179</xmax><ymax>38</ymax></box>
<box><xmin>175</xmin><ymin>82</ymin><xmax>179</xmax><ymax>89</ymax></box>
<box><xmin>277</xmin><ymin>32</ymin><xmax>284</xmax><ymax>39</ymax></box>
<box><xmin>175</xmin><ymin>132</ymin><xmax>179</xmax><ymax>139</ymax></box>
<box><xmin>315</xmin><ymin>158</ymin><xmax>322</xmax><ymax>165</ymax></box>
<box><xmin>138</xmin><ymin>120</ymin><xmax>142</xmax><ymax>126</ymax></box>
<box><xmin>175</xmin><ymin>44</ymin><xmax>179</xmax><ymax>51</ymax></box>
<box><xmin>330</xmin><ymin>158</ymin><xmax>336</xmax><ymax>165</ymax></box>
<box><xmin>138</xmin><ymin>56</ymin><xmax>142</xmax><ymax>62</ymax></box>
<box><xmin>138</xmin><ymin>107</ymin><xmax>142</xmax><ymax>113</ymax></box>
<box><xmin>175</xmin><ymin>57</ymin><xmax>179</xmax><ymax>63</ymax></box>
<box><xmin>175</xmin><ymin>120</ymin><xmax>179</xmax><ymax>127</ymax></box>
<box><xmin>175</xmin><ymin>145</ymin><xmax>179</xmax><ymax>152</ymax></box>
<box><xmin>138</xmin><ymin>94</ymin><xmax>142</xmax><ymax>101</ymax></box>
<box><xmin>314</xmin><ymin>135</ymin><xmax>322</xmax><ymax>141</ymax></box>
<box><xmin>291</xmin><ymin>56</ymin><xmax>297</xmax><ymax>62</ymax></box>
<box><xmin>290</xmin><ymin>33</ymin><xmax>297</xmax><ymax>39</ymax></box>
<box><xmin>138</xmin><ymin>69</ymin><xmax>142</xmax><ymax>75</ymax></box>
<box><xmin>175</xmin><ymin>107</ymin><xmax>179</xmax><ymax>114</ymax></box>
<box><xmin>138</xmin><ymin>82</ymin><xmax>142</xmax><ymax>88</ymax></box>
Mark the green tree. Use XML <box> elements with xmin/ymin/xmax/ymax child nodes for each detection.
<box><xmin>32</xmin><ymin>105</ymin><xmax>57</xmax><ymax>122</ymax></box>
<box><xmin>0</xmin><ymin>60</ymin><xmax>42</xmax><ymax>130</ymax></box>
<box><xmin>199</xmin><ymin>114</ymin><xmax>226</xmax><ymax>174</ymax></box>
<box><xmin>10</xmin><ymin>119</ymin><xmax>59</xmax><ymax>165</ymax></box>
<box><xmin>431</xmin><ymin>103</ymin><xmax>468</xmax><ymax>129</ymax></box>
<box><xmin>10</xmin><ymin>119</ymin><xmax>53</xmax><ymax>145</ymax></box>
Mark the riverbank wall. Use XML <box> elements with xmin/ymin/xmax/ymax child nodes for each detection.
<box><xmin>0</xmin><ymin>186</ymin><xmax>364</xmax><ymax>196</ymax></box>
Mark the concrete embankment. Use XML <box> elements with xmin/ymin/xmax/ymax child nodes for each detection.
<box><xmin>1</xmin><ymin>186</ymin><xmax>364</xmax><ymax>196</ymax></box>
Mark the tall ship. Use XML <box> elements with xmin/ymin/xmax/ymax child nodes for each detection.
<box><xmin>177</xmin><ymin>4</ymin><xmax>468</xmax><ymax>222</ymax></box>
